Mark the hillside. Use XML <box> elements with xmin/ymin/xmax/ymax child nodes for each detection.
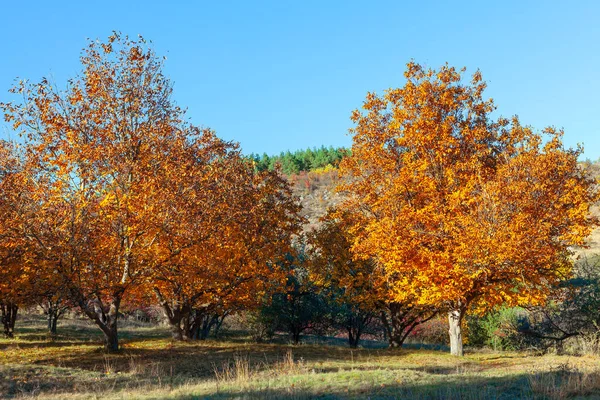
<box><xmin>286</xmin><ymin>168</ymin><xmax>345</xmax><ymax>232</ymax></box>
<box><xmin>574</xmin><ymin>161</ymin><xmax>600</xmax><ymax>257</ymax></box>
<box><xmin>288</xmin><ymin>158</ymin><xmax>600</xmax><ymax>257</ymax></box>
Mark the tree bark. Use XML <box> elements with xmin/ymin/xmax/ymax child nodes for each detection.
<box><xmin>154</xmin><ymin>288</ymin><xmax>187</xmax><ymax>341</ymax></box>
<box><xmin>213</xmin><ymin>313</ymin><xmax>228</xmax><ymax>338</ymax></box>
<box><xmin>348</xmin><ymin>327</ymin><xmax>360</xmax><ymax>348</ymax></box>
<box><xmin>45</xmin><ymin>303</ymin><xmax>62</xmax><ymax>334</ymax></box>
<box><xmin>1</xmin><ymin>302</ymin><xmax>18</xmax><ymax>338</ymax></box>
<box><xmin>291</xmin><ymin>327</ymin><xmax>301</xmax><ymax>344</ymax></box>
<box><xmin>448</xmin><ymin>307</ymin><xmax>466</xmax><ymax>356</ymax></box>
<box><xmin>50</xmin><ymin>314</ymin><xmax>58</xmax><ymax>335</ymax></box>
<box><xmin>99</xmin><ymin>297</ymin><xmax>121</xmax><ymax>352</ymax></box>
<box><xmin>77</xmin><ymin>291</ymin><xmax>123</xmax><ymax>352</ymax></box>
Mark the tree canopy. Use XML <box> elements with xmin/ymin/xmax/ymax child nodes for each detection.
<box><xmin>338</xmin><ymin>62</ymin><xmax>599</xmax><ymax>356</ymax></box>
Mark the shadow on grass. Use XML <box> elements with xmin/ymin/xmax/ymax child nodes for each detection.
<box><xmin>164</xmin><ymin>373</ymin><xmax>536</xmax><ymax>399</ymax></box>
<box><xmin>0</xmin><ymin>363</ymin><xmax>536</xmax><ymax>399</ymax></box>
<box><xmin>27</xmin><ymin>342</ymin><xmax>411</xmax><ymax>377</ymax></box>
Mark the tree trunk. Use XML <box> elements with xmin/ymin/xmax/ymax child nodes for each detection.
<box><xmin>348</xmin><ymin>327</ymin><xmax>360</xmax><ymax>348</ymax></box>
<box><xmin>448</xmin><ymin>308</ymin><xmax>465</xmax><ymax>356</ymax></box>
<box><xmin>213</xmin><ymin>313</ymin><xmax>227</xmax><ymax>338</ymax></box>
<box><xmin>50</xmin><ymin>314</ymin><xmax>58</xmax><ymax>335</ymax></box>
<box><xmin>80</xmin><ymin>293</ymin><xmax>122</xmax><ymax>352</ymax></box>
<box><xmin>385</xmin><ymin>303</ymin><xmax>411</xmax><ymax>348</ymax></box>
<box><xmin>381</xmin><ymin>302</ymin><xmax>437</xmax><ymax>348</ymax></box>
<box><xmin>47</xmin><ymin>308</ymin><xmax>54</xmax><ymax>332</ymax></box>
<box><xmin>154</xmin><ymin>288</ymin><xmax>187</xmax><ymax>341</ymax></box>
<box><xmin>181</xmin><ymin>312</ymin><xmax>191</xmax><ymax>340</ymax></box>
<box><xmin>103</xmin><ymin>324</ymin><xmax>119</xmax><ymax>352</ymax></box>
<box><xmin>46</xmin><ymin>304</ymin><xmax>60</xmax><ymax>334</ymax></box>
<box><xmin>1</xmin><ymin>302</ymin><xmax>18</xmax><ymax>338</ymax></box>
<box><xmin>347</xmin><ymin>313</ymin><xmax>369</xmax><ymax>348</ymax></box>
<box><xmin>170</xmin><ymin>319</ymin><xmax>184</xmax><ymax>341</ymax></box>
<box><xmin>291</xmin><ymin>327</ymin><xmax>301</xmax><ymax>344</ymax></box>
<box><xmin>199</xmin><ymin>314</ymin><xmax>212</xmax><ymax>340</ymax></box>
<box><xmin>101</xmin><ymin>298</ymin><xmax>121</xmax><ymax>352</ymax></box>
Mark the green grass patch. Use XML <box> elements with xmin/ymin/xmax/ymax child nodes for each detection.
<box><xmin>1</xmin><ymin>316</ymin><xmax>600</xmax><ymax>399</ymax></box>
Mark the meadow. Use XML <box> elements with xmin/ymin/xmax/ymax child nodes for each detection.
<box><xmin>1</xmin><ymin>314</ymin><xmax>600</xmax><ymax>400</ymax></box>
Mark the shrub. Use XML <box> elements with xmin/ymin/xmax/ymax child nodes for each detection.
<box><xmin>466</xmin><ymin>307</ymin><xmax>530</xmax><ymax>350</ymax></box>
<box><xmin>407</xmin><ymin>317</ymin><xmax>448</xmax><ymax>345</ymax></box>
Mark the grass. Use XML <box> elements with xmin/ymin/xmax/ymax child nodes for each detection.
<box><xmin>1</xmin><ymin>315</ymin><xmax>600</xmax><ymax>399</ymax></box>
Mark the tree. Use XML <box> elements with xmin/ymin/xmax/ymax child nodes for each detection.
<box><xmin>150</xmin><ymin>142</ymin><xmax>302</xmax><ymax>341</ymax></box>
<box><xmin>256</xmin><ymin>248</ymin><xmax>329</xmax><ymax>345</ymax></box>
<box><xmin>520</xmin><ymin>255</ymin><xmax>600</xmax><ymax>352</ymax></box>
<box><xmin>340</xmin><ymin>62</ymin><xmax>599</xmax><ymax>356</ymax></box>
<box><xmin>308</xmin><ymin>209</ymin><xmax>435</xmax><ymax>348</ymax></box>
<box><xmin>1</xmin><ymin>33</ymin><xmax>214</xmax><ymax>351</ymax></box>
<box><xmin>0</xmin><ymin>141</ymin><xmax>32</xmax><ymax>338</ymax></box>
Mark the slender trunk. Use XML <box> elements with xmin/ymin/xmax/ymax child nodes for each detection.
<box><xmin>47</xmin><ymin>306</ymin><xmax>54</xmax><ymax>332</ymax></box>
<box><xmin>1</xmin><ymin>302</ymin><xmax>18</xmax><ymax>338</ymax></box>
<box><xmin>51</xmin><ymin>314</ymin><xmax>58</xmax><ymax>335</ymax></box>
<box><xmin>213</xmin><ymin>313</ymin><xmax>227</xmax><ymax>338</ymax></box>
<box><xmin>199</xmin><ymin>314</ymin><xmax>213</xmax><ymax>340</ymax></box>
<box><xmin>347</xmin><ymin>314</ymin><xmax>366</xmax><ymax>348</ymax></box>
<box><xmin>348</xmin><ymin>327</ymin><xmax>360</xmax><ymax>348</ymax></box>
<box><xmin>448</xmin><ymin>308</ymin><xmax>466</xmax><ymax>356</ymax></box>
<box><xmin>181</xmin><ymin>312</ymin><xmax>191</xmax><ymax>341</ymax></box>
<box><xmin>187</xmin><ymin>309</ymin><xmax>202</xmax><ymax>340</ymax></box>
<box><xmin>291</xmin><ymin>327</ymin><xmax>301</xmax><ymax>344</ymax></box>
<box><xmin>46</xmin><ymin>305</ymin><xmax>60</xmax><ymax>334</ymax></box>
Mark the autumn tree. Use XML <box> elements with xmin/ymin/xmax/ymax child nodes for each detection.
<box><xmin>150</xmin><ymin>138</ymin><xmax>303</xmax><ymax>341</ymax></box>
<box><xmin>340</xmin><ymin>62</ymin><xmax>599</xmax><ymax>356</ymax></box>
<box><xmin>308</xmin><ymin>209</ymin><xmax>436</xmax><ymax>348</ymax></box>
<box><xmin>1</xmin><ymin>33</ymin><xmax>218</xmax><ymax>351</ymax></box>
<box><xmin>0</xmin><ymin>141</ymin><xmax>32</xmax><ymax>338</ymax></box>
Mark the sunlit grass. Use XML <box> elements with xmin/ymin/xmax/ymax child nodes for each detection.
<box><xmin>2</xmin><ymin>316</ymin><xmax>600</xmax><ymax>399</ymax></box>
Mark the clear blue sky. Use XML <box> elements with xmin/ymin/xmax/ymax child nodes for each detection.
<box><xmin>1</xmin><ymin>1</ymin><xmax>598</xmax><ymax>159</ymax></box>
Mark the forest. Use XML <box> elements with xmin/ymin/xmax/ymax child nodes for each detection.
<box><xmin>1</xmin><ymin>34</ymin><xmax>599</xmax><ymax>399</ymax></box>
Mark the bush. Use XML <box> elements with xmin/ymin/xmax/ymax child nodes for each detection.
<box><xmin>407</xmin><ymin>317</ymin><xmax>448</xmax><ymax>345</ymax></box>
<box><xmin>467</xmin><ymin>307</ymin><xmax>531</xmax><ymax>350</ymax></box>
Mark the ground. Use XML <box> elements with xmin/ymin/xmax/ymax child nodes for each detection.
<box><xmin>1</xmin><ymin>315</ymin><xmax>600</xmax><ymax>399</ymax></box>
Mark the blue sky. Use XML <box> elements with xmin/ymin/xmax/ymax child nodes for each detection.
<box><xmin>1</xmin><ymin>1</ymin><xmax>598</xmax><ymax>159</ymax></box>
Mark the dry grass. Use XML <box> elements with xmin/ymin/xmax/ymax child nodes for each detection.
<box><xmin>528</xmin><ymin>362</ymin><xmax>600</xmax><ymax>399</ymax></box>
<box><xmin>2</xmin><ymin>316</ymin><xmax>600</xmax><ymax>399</ymax></box>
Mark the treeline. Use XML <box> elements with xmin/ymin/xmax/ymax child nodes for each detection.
<box><xmin>250</xmin><ymin>146</ymin><xmax>348</xmax><ymax>175</ymax></box>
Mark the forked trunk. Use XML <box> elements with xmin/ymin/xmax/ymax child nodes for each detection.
<box><xmin>79</xmin><ymin>292</ymin><xmax>123</xmax><ymax>353</ymax></box>
<box><xmin>348</xmin><ymin>327</ymin><xmax>361</xmax><ymax>348</ymax></box>
<box><xmin>99</xmin><ymin>298</ymin><xmax>121</xmax><ymax>352</ymax></box>
<box><xmin>46</xmin><ymin>305</ymin><xmax>61</xmax><ymax>334</ymax></box>
<box><xmin>381</xmin><ymin>303</ymin><xmax>433</xmax><ymax>348</ymax></box>
<box><xmin>448</xmin><ymin>308</ymin><xmax>465</xmax><ymax>356</ymax></box>
<box><xmin>154</xmin><ymin>288</ymin><xmax>188</xmax><ymax>341</ymax></box>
